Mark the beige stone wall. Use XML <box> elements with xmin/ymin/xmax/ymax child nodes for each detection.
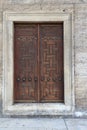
<box><xmin>0</xmin><ymin>10</ymin><xmax>3</xmax><ymax>116</ymax></box>
<box><xmin>75</xmin><ymin>5</ymin><xmax>87</xmax><ymax>109</ymax></box>
<box><xmin>2</xmin><ymin>0</ymin><xmax>87</xmax><ymax>4</ymax></box>
<box><xmin>0</xmin><ymin>0</ymin><xmax>87</xmax><ymax>116</ymax></box>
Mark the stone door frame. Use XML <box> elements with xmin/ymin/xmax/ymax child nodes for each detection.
<box><xmin>3</xmin><ymin>11</ymin><xmax>74</xmax><ymax>116</ymax></box>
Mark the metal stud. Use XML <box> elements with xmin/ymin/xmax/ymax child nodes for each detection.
<box><xmin>47</xmin><ymin>78</ymin><xmax>50</xmax><ymax>81</ymax></box>
<box><xmin>34</xmin><ymin>77</ymin><xmax>38</xmax><ymax>82</ymax></box>
<box><xmin>17</xmin><ymin>77</ymin><xmax>20</xmax><ymax>81</ymax></box>
<box><xmin>28</xmin><ymin>77</ymin><xmax>32</xmax><ymax>81</ymax></box>
<box><xmin>22</xmin><ymin>77</ymin><xmax>26</xmax><ymax>82</ymax></box>
<box><xmin>52</xmin><ymin>78</ymin><xmax>56</xmax><ymax>82</ymax></box>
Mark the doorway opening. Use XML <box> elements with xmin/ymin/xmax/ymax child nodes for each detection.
<box><xmin>14</xmin><ymin>23</ymin><xmax>64</xmax><ymax>103</ymax></box>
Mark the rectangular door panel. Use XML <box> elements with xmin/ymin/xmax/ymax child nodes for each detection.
<box><xmin>39</xmin><ymin>23</ymin><xmax>64</xmax><ymax>102</ymax></box>
<box><xmin>14</xmin><ymin>23</ymin><xmax>64</xmax><ymax>103</ymax></box>
<box><xmin>14</xmin><ymin>23</ymin><xmax>38</xmax><ymax>102</ymax></box>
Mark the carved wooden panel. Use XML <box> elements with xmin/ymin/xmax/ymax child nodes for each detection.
<box><xmin>14</xmin><ymin>23</ymin><xmax>64</xmax><ymax>103</ymax></box>
<box><xmin>39</xmin><ymin>24</ymin><xmax>64</xmax><ymax>102</ymax></box>
<box><xmin>14</xmin><ymin>23</ymin><xmax>38</xmax><ymax>102</ymax></box>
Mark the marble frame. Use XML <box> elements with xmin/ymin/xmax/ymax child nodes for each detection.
<box><xmin>3</xmin><ymin>11</ymin><xmax>74</xmax><ymax>115</ymax></box>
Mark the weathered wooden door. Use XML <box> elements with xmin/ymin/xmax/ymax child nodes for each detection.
<box><xmin>14</xmin><ymin>24</ymin><xmax>38</xmax><ymax>102</ymax></box>
<box><xmin>14</xmin><ymin>23</ymin><xmax>64</xmax><ymax>103</ymax></box>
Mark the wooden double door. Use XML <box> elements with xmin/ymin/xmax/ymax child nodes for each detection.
<box><xmin>14</xmin><ymin>23</ymin><xmax>64</xmax><ymax>103</ymax></box>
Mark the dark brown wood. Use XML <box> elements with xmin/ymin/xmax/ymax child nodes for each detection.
<box><xmin>37</xmin><ymin>24</ymin><xmax>40</xmax><ymax>102</ymax></box>
<box><xmin>39</xmin><ymin>23</ymin><xmax>64</xmax><ymax>102</ymax></box>
<box><xmin>14</xmin><ymin>23</ymin><xmax>38</xmax><ymax>102</ymax></box>
<box><xmin>14</xmin><ymin>23</ymin><xmax>64</xmax><ymax>103</ymax></box>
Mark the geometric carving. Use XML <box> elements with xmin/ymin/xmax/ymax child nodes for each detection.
<box><xmin>14</xmin><ymin>23</ymin><xmax>64</xmax><ymax>103</ymax></box>
<box><xmin>14</xmin><ymin>24</ymin><xmax>38</xmax><ymax>102</ymax></box>
<box><xmin>39</xmin><ymin>24</ymin><xmax>64</xmax><ymax>102</ymax></box>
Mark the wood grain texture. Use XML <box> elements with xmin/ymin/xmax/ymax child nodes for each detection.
<box><xmin>14</xmin><ymin>23</ymin><xmax>64</xmax><ymax>103</ymax></box>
